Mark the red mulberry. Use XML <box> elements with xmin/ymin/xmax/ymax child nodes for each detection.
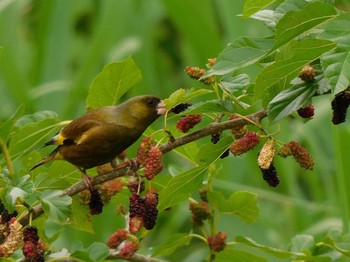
<box><xmin>189</xmin><ymin>201</ymin><xmax>211</xmax><ymax>227</ymax></box>
<box><xmin>176</xmin><ymin>114</ymin><xmax>202</xmax><ymax>133</ymax></box>
<box><xmin>107</xmin><ymin>229</ymin><xmax>129</xmax><ymax>248</ymax></box>
<box><xmin>279</xmin><ymin>141</ymin><xmax>314</xmax><ymax>170</ymax></box>
<box><xmin>119</xmin><ymin>241</ymin><xmax>139</xmax><ymax>259</ymax></box>
<box><xmin>207</xmin><ymin>232</ymin><xmax>227</xmax><ymax>252</ymax></box>
<box><xmin>230</xmin><ymin>132</ymin><xmax>260</xmax><ymax>156</ymax></box>
<box><xmin>144</xmin><ymin>145</ymin><xmax>163</xmax><ymax>180</ymax></box>
<box><xmin>137</xmin><ymin>137</ymin><xmax>153</xmax><ymax>165</ymax></box>
<box><xmin>228</xmin><ymin>114</ymin><xmax>247</xmax><ymax>139</ymax></box>
<box><xmin>298</xmin><ymin>104</ymin><xmax>314</xmax><ymax>118</ymax></box>
<box><xmin>184</xmin><ymin>66</ymin><xmax>215</xmax><ymax>84</ymax></box>
<box><xmin>128</xmin><ymin>194</ymin><xmax>145</xmax><ymax>234</ymax></box>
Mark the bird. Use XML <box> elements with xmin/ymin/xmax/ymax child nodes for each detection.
<box><xmin>30</xmin><ymin>95</ymin><xmax>166</xmax><ymax>188</ymax></box>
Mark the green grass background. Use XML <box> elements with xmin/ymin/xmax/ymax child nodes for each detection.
<box><xmin>1</xmin><ymin>0</ymin><xmax>350</xmax><ymax>261</ymax></box>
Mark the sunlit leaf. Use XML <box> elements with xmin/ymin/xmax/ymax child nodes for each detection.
<box><xmin>272</xmin><ymin>2</ymin><xmax>337</xmax><ymax>52</ymax></box>
<box><xmin>208</xmin><ymin>191</ymin><xmax>259</xmax><ymax>223</ymax></box>
<box><xmin>205</xmin><ymin>37</ymin><xmax>274</xmax><ymax>77</ymax></box>
<box><xmin>254</xmin><ymin>39</ymin><xmax>336</xmax><ymax>103</ymax></box>
<box><xmin>86</xmin><ymin>57</ymin><xmax>142</xmax><ymax>110</ymax></box>
<box><xmin>242</xmin><ymin>0</ymin><xmax>277</xmax><ymax>19</ymax></box>
<box><xmin>158</xmin><ymin>165</ymin><xmax>208</xmax><ymax>210</ymax></box>
<box><xmin>39</xmin><ymin>190</ymin><xmax>72</xmax><ymax>224</ymax></box>
<box><xmin>153</xmin><ymin>233</ymin><xmax>192</xmax><ymax>257</ymax></box>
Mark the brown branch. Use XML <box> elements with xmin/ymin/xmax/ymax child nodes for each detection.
<box><xmin>19</xmin><ymin>109</ymin><xmax>267</xmax><ymax>226</ymax></box>
<box><xmin>108</xmin><ymin>249</ymin><xmax>168</xmax><ymax>262</ymax></box>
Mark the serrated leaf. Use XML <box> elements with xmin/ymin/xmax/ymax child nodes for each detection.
<box><xmin>272</xmin><ymin>2</ymin><xmax>337</xmax><ymax>52</ymax></box>
<box><xmin>0</xmin><ymin>104</ymin><xmax>25</xmax><ymax>142</ymax></box>
<box><xmin>8</xmin><ymin>111</ymin><xmax>59</xmax><ymax>161</ymax></box>
<box><xmin>254</xmin><ymin>39</ymin><xmax>336</xmax><ymax>103</ymax></box>
<box><xmin>164</xmin><ymin>88</ymin><xmax>212</xmax><ymax>110</ymax></box>
<box><xmin>216</xmin><ymin>248</ymin><xmax>268</xmax><ymax>262</ymax></box>
<box><xmin>205</xmin><ymin>37</ymin><xmax>274</xmax><ymax>77</ymax></box>
<box><xmin>87</xmin><ymin>242</ymin><xmax>109</xmax><ymax>261</ymax></box>
<box><xmin>208</xmin><ymin>191</ymin><xmax>259</xmax><ymax>223</ymax></box>
<box><xmin>184</xmin><ymin>100</ymin><xmax>233</xmax><ymax>115</ymax></box>
<box><xmin>158</xmin><ymin>165</ymin><xmax>208</xmax><ymax>210</ymax></box>
<box><xmin>268</xmin><ymin>77</ymin><xmax>319</xmax><ymax>123</ymax></box>
<box><xmin>236</xmin><ymin>236</ymin><xmax>303</xmax><ymax>258</ymax></box>
<box><xmin>153</xmin><ymin>233</ymin><xmax>192</xmax><ymax>257</ymax></box>
<box><xmin>319</xmin><ymin>13</ymin><xmax>350</xmax><ymax>94</ymax></box>
<box><xmin>290</xmin><ymin>235</ymin><xmax>315</xmax><ymax>253</ymax></box>
<box><xmin>250</xmin><ymin>10</ymin><xmax>279</xmax><ymax>29</ymax></box>
<box><xmin>39</xmin><ymin>190</ymin><xmax>72</xmax><ymax>224</ymax></box>
<box><xmin>198</xmin><ymin>136</ymin><xmax>234</xmax><ymax>164</ymax></box>
<box><xmin>242</xmin><ymin>0</ymin><xmax>277</xmax><ymax>19</ymax></box>
<box><xmin>220</xmin><ymin>74</ymin><xmax>250</xmax><ymax>93</ymax></box>
<box><xmin>86</xmin><ymin>57</ymin><xmax>142</xmax><ymax>110</ymax></box>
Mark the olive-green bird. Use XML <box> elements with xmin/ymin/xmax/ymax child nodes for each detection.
<box><xmin>30</xmin><ymin>95</ymin><xmax>166</xmax><ymax>187</ymax></box>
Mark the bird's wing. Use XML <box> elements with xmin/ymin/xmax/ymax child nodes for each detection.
<box><xmin>45</xmin><ymin>119</ymin><xmax>103</xmax><ymax>146</ymax></box>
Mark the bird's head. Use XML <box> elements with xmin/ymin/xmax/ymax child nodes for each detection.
<box><xmin>122</xmin><ymin>95</ymin><xmax>166</xmax><ymax>125</ymax></box>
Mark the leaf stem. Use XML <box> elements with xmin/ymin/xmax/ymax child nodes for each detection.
<box><xmin>0</xmin><ymin>139</ymin><xmax>14</xmax><ymax>176</ymax></box>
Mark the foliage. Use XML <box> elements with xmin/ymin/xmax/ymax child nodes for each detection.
<box><xmin>1</xmin><ymin>0</ymin><xmax>350</xmax><ymax>261</ymax></box>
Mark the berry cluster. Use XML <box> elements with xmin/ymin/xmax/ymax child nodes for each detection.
<box><xmin>128</xmin><ymin>191</ymin><xmax>159</xmax><ymax>234</ymax></box>
<box><xmin>106</xmin><ymin>229</ymin><xmax>139</xmax><ymax>259</ymax></box>
<box><xmin>230</xmin><ymin>131</ymin><xmax>260</xmax><ymax>156</ymax></box>
<box><xmin>207</xmin><ymin>232</ymin><xmax>227</xmax><ymax>252</ymax></box>
<box><xmin>331</xmin><ymin>86</ymin><xmax>350</xmax><ymax>125</ymax></box>
<box><xmin>184</xmin><ymin>66</ymin><xmax>215</xmax><ymax>84</ymax></box>
<box><xmin>22</xmin><ymin>226</ymin><xmax>45</xmax><ymax>262</ymax></box>
<box><xmin>0</xmin><ymin>212</ymin><xmax>23</xmax><ymax>258</ymax></box>
<box><xmin>176</xmin><ymin>114</ymin><xmax>202</xmax><ymax>133</ymax></box>
<box><xmin>137</xmin><ymin>137</ymin><xmax>163</xmax><ymax>180</ymax></box>
<box><xmin>189</xmin><ymin>201</ymin><xmax>212</xmax><ymax>227</ymax></box>
<box><xmin>279</xmin><ymin>141</ymin><xmax>314</xmax><ymax>170</ymax></box>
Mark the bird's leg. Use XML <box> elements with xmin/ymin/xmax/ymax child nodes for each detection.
<box><xmin>110</xmin><ymin>158</ymin><xmax>118</xmax><ymax>169</ymax></box>
<box><xmin>77</xmin><ymin>167</ymin><xmax>94</xmax><ymax>191</ymax></box>
<box><xmin>113</xmin><ymin>158</ymin><xmax>139</xmax><ymax>172</ymax></box>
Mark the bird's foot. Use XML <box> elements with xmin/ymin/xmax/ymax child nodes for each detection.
<box><xmin>83</xmin><ymin>173</ymin><xmax>94</xmax><ymax>191</ymax></box>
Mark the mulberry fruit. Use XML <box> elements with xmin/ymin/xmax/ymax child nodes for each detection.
<box><xmin>228</xmin><ymin>114</ymin><xmax>247</xmax><ymax>139</ymax></box>
<box><xmin>258</xmin><ymin>140</ymin><xmax>275</xmax><ymax>170</ymax></box>
<box><xmin>107</xmin><ymin>229</ymin><xmax>129</xmax><ymax>248</ymax></box>
<box><xmin>144</xmin><ymin>145</ymin><xmax>163</xmax><ymax>180</ymax></box>
<box><xmin>260</xmin><ymin>163</ymin><xmax>280</xmax><ymax>187</ymax></box>
<box><xmin>279</xmin><ymin>141</ymin><xmax>314</xmax><ymax>170</ymax></box>
<box><xmin>176</xmin><ymin>114</ymin><xmax>202</xmax><ymax>133</ymax></box>
<box><xmin>89</xmin><ymin>188</ymin><xmax>104</xmax><ymax>215</ymax></box>
<box><xmin>184</xmin><ymin>66</ymin><xmax>215</xmax><ymax>84</ymax></box>
<box><xmin>170</xmin><ymin>103</ymin><xmax>191</xmax><ymax>114</ymax></box>
<box><xmin>189</xmin><ymin>201</ymin><xmax>211</xmax><ymax>227</ymax></box>
<box><xmin>298</xmin><ymin>104</ymin><xmax>314</xmax><ymax>118</ymax></box>
<box><xmin>211</xmin><ymin>132</ymin><xmax>221</xmax><ymax>144</ymax></box>
<box><xmin>137</xmin><ymin>136</ymin><xmax>153</xmax><ymax>165</ymax></box>
<box><xmin>331</xmin><ymin>87</ymin><xmax>350</xmax><ymax>125</ymax></box>
<box><xmin>129</xmin><ymin>194</ymin><xmax>145</xmax><ymax>234</ymax></box>
<box><xmin>119</xmin><ymin>241</ymin><xmax>139</xmax><ymax>259</ymax></box>
<box><xmin>143</xmin><ymin>191</ymin><xmax>159</xmax><ymax>230</ymax></box>
<box><xmin>299</xmin><ymin>64</ymin><xmax>316</xmax><ymax>82</ymax></box>
<box><xmin>230</xmin><ymin>132</ymin><xmax>260</xmax><ymax>156</ymax></box>
<box><xmin>207</xmin><ymin>232</ymin><xmax>227</xmax><ymax>252</ymax></box>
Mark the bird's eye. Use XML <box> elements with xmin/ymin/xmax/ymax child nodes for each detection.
<box><xmin>147</xmin><ymin>98</ymin><xmax>158</xmax><ymax>107</ymax></box>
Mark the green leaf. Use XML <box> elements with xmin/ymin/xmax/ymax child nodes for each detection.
<box><xmin>272</xmin><ymin>2</ymin><xmax>337</xmax><ymax>52</ymax></box>
<box><xmin>208</xmin><ymin>191</ymin><xmax>259</xmax><ymax>223</ymax></box>
<box><xmin>254</xmin><ymin>39</ymin><xmax>336</xmax><ymax>103</ymax></box>
<box><xmin>158</xmin><ymin>165</ymin><xmax>208</xmax><ymax>210</ymax></box>
<box><xmin>39</xmin><ymin>190</ymin><xmax>72</xmax><ymax>224</ymax></box>
<box><xmin>8</xmin><ymin>111</ymin><xmax>59</xmax><ymax>161</ymax></box>
<box><xmin>87</xmin><ymin>242</ymin><xmax>109</xmax><ymax>261</ymax></box>
<box><xmin>198</xmin><ymin>136</ymin><xmax>234</xmax><ymax>165</ymax></box>
<box><xmin>153</xmin><ymin>233</ymin><xmax>192</xmax><ymax>257</ymax></box>
<box><xmin>236</xmin><ymin>236</ymin><xmax>303</xmax><ymax>258</ymax></box>
<box><xmin>267</xmin><ymin>77</ymin><xmax>320</xmax><ymax>123</ymax></box>
<box><xmin>0</xmin><ymin>104</ymin><xmax>25</xmax><ymax>142</ymax></box>
<box><xmin>216</xmin><ymin>248</ymin><xmax>267</xmax><ymax>262</ymax></box>
<box><xmin>290</xmin><ymin>235</ymin><xmax>314</xmax><ymax>253</ymax></box>
<box><xmin>164</xmin><ymin>88</ymin><xmax>212</xmax><ymax>110</ymax></box>
<box><xmin>242</xmin><ymin>0</ymin><xmax>277</xmax><ymax>19</ymax></box>
<box><xmin>86</xmin><ymin>57</ymin><xmax>142</xmax><ymax>110</ymax></box>
<box><xmin>319</xmin><ymin>13</ymin><xmax>350</xmax><ymax>94</ymax></box>
<box><xmin>184</xmin><ymin>100</ymin><xmax>233</xmax><ymax>115</ymax></box>
<box><xmin>205</xmin><ymin>37</ymin><xmax>274</xmax><ymax>77</ymax></box>
<box><xmin>220</xmin><ymin>74</ymin><xmax>250</xmax><ymax>93</ymax></box>
<box><xmin>70</xmin><ymin>196</ymin><xmax>94</xmax><ymax>234</ymax></box>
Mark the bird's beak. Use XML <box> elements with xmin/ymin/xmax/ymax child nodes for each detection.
<box><xmin>156</xmin><ymin>100</ymin><xmax>167</xmax><ymax>115</ymax></box>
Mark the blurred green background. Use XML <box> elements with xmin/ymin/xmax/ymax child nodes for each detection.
<box><xmin>1</xmin><ymin>0</ymin><xmax>350</xmax><ymax>261</ymax></box>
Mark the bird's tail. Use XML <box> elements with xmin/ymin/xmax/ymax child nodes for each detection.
<box><xmin>29</xmin><ymin>147</ymin><xmax>60</xmax><ymax>171</ymax></box>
